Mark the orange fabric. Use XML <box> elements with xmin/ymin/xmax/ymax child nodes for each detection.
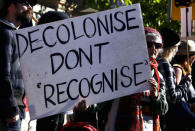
<box><xmin>24</xmin><ymin>97</ymin><xmax>29</xmax><ymax>112</ymax></box>
<box><xmin>149</xmin><ymin>57</ymin><xmax>160</xmax><ymax>131</ymax></box>
<box><xmin>149</xmin><ymin>57</ymin><xmax>160</xmax><ymax>91</ymax></box>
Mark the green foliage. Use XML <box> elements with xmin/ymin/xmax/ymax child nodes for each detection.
<box><xmin>82</xmin><ymin>0</ymin><xmax>180</xmax><ymax>32</ymax></box>
<box><xmin>125</xmin><ymin>0</ymin><xmax>132</xmax><ymax>5</ymax></box>
<box><xmin>83</xmin><ymin>0</ymin><xmax>112</xmax><ymax>11</ymax></box>
<box><xmin>131</xmin><ymin>0</ymin><xmax>180</xmax><ymax>33</ymax></box>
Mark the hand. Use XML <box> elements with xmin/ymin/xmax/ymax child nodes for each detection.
<box><xmin>148</xmin><ymin>78</ymin><xmax>158</xmax><ymax>98</ymax></box>
<box><xmin>150</xmin><ymin>87</ymin><xmax>158</xmax><ymax>98</ymax></box>
<box><xmin>73</xmin><ymin>100</ymin><xmax>87</xmax><ymax>113</ymax></box>
<box><xmin>6</xmin><ymin>114</ymin><xmax>19</xmax><ymax>123</ymax></box>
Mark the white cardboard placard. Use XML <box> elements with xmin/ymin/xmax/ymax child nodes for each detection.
<box><xmin>13</xmin><ymin>3</ymin><xmax>151</xmax><ymax>120</ymax></box>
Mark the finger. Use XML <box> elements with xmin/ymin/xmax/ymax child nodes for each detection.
<box><xmin>73</xmin><ymin>106</ymin><xmax>77</xmax><ymax>112</ymax></box>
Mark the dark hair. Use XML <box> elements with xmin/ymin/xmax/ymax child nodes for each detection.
<box><xmin>172</xmin><ymin>55</ymin><xmax>187</xmax><ymax>65</ymax></box>
<box><xmin>38</xmin><ymin>11</ymin><xmax>69</xmax><ymax>25</ymax></box>
<box><xmin>0</xmin><ymin>0</ymin><xmax>12</xmax><ymax>18</ymax></box>
<box><xmin>159</xmin><ymin>27</ymin><xmax>180</xmax><ymax>48</ymax></box>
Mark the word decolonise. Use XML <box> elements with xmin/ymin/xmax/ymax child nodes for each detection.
<box><xmin>16</xmin><ymin>8</ymin><xmax>139</xmax><ymax>58</ymax></box>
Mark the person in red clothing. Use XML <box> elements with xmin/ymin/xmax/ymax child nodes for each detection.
<box><xmin>113</xmin><ymin>27</ymin><xmax>168</xmax><ymax>131</ymax></box>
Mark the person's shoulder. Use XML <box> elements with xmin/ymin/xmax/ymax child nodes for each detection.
<box><xmin>157</xmin><ymin>57</ymin><xmax>168</xmax><ymax>64</ymax></box>
<box><xmin>0</xmin><ymin>18</ymin><xmax>16</xmax><ymax>30</ymax></box>
<box><xmin>0</xmin><ymin>26</ymin><xmax>13</xmax><ymax>38</ymax></box>
<box><xmin>173</xmin><ymin>64</ymin><xmax>183</xmax><ymax>70</ymax></box>
<box><xmin>0</xmin><ymin>21</ymin><xmax>13</xmax><ymax>34</ymax></box>
<box><xmin>173</xmin><ymin>64</ymin><xmax>183</xmax><ymax>74</ymax></box>
<box><xmin>157</xmin><ymin>57</ymin><xmax>171</xmax><ymax>69</ymax></box>
<box><xmin>0</xmin><ymin>26</ymin><xmax>14</xmax><ymax>46</ymax></box>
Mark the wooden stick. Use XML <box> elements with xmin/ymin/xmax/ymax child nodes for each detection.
<box><xmin>32</xmin><ymin>15</ymin><xmax>38</xmax><ymax>24</ymax></box>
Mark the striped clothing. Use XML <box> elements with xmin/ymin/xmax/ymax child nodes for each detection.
<box><xmin>157</xmin><ymin>57</ymin><xmax>184</xmax><ymax>104</ymax></box>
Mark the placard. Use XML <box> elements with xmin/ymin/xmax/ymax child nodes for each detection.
<box><xmin>14</xmin><ymin>3</ymin><xmax>151</xmax><ymax>120</ymax></box>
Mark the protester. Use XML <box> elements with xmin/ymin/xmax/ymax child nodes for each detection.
<box><xmin>0</xmin><ymin>0</ymin><xmax>33</xmax><ymax>130</ymax></box>
<box><xmin>167</xmin><ymin>40</ymin><xmax>195</xmax><ymax>130</ymax></box>
<box><xmin>157</xmin><ymin>28</ymin><xmax>182</xmax><ymax>104</ymax></box>
<box><xmin>173</xmin><ymin>40</ymin><xmax>195</xmax><ymax>85</ymax></box>
<box><xmin>19</xmin><ymin>0</ymin><xmax>37</xmax><ymax>28</ymax></box>
<box><xmin>156</xmin><ymin>27</ymin><xmax>185</xmax><ymax>130</ymax></box>
<box><xmin>35</xmin><ymin>11</ymin><xmax>69</xmax><ymax>131</ymax></box>
<box><xmin>173</xmin><ymin>40</ymin><xmax>195</xmax><ymax>106</ymax></box>
<box><xmin>113</xmin><ymin>27</ymin><xmax>168</xmax><ymax>131</ymax></box>
<box><xmin>71</xmin><ymin>27</ymin><xmax>168</xmax><ymax>131</ymax></box>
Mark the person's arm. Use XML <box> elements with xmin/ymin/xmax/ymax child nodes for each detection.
<box><xmin>151</xmin><ymin>73</ymin><xmax>168</xmax><ymax>115</ymax></box>
<box><xmin>0</xmin><ymin>28</ymin><xmax>19</xmax><ymax>120</ymax></box>
<box><xmin>174</xmin><ymin>66</ymin><xmax>183</xmax><ymax>85</ymax></box>
<box><xmin>158</xmin><ymin>59</ymin><xmax>183</xmax><ymax>103</ymax></box>
<box><xmin>174</xmin><ymin>65</ymin><xmax>193</xmax><ymax>102</ymax></box>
